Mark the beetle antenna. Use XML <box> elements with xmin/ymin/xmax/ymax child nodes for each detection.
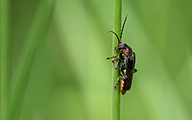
<box><xmin>120</xmin><ymin>13</ymin><xmax>128</xmax><ymax>42</ymax></box>
<box><xmin>107</xmin><ymin>31</ymin><xmax>120</xmax><ymax>42</ymax></box>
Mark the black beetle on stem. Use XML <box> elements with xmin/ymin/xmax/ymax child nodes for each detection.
<box><xmin>106</xmin><ymin>14</ymin><xmax>137</xmax><ymax>95</ymax></box>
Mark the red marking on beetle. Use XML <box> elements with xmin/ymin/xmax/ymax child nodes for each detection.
<box><xmin>115</xmin><ymin>46</ymin><xmax>119</xmax><ymax>50</ymax></box>
<box><xmin>114</xmin><ymin>42</ymin><xmax>121</xmax><ymax>50</ymax></box>
<box><xmin>123</xmin><ymin>48</ymin><xmax>131</xmax><ymax>56</ymax></box>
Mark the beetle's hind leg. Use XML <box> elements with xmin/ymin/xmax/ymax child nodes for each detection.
<box><xmin>114</xmin><ymin>74</ymin><xmax>126</xmax><ymax>90</ymax></box>
<box><xmin>114</xmin><ymin>75</ymin><xmax>127</xmax><ymax>95</ymax></box>
<box><xmin>114</xmin><ymin>76</ymin><xmax>121</xmax><ymax>90</ymax></box>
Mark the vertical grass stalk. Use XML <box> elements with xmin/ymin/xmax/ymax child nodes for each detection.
<box><xmin>0</xmin><ymin>0</ymin><xmax>10</xmax><ymax>120</ymax></box>
<box><xmin>112</xmin><ymin>0</ymin><xmax>121</xmax><ymax>120</ymax></box>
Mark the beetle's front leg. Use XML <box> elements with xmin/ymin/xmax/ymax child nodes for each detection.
<box><xmin>106</xmin><ymin>51</ymin><xmax>123</xmax><ymax>60</ymax></box>
<box><xmin>106</xmin><ymin>52</ymin><xmax>124</xmax><ymax>69</ymax></box>
<box><xmin>106</xmin><ymin>55</ymin><xmax>119</xmax><ymax>60</ymax></box>
<box><xmin>106</xmin><ymin>55</ymin><xmax>120</xmax><ymax>69</ymax></box>
<box><xmin>112</xmin><ymin>60</ymin><xmax>121</xmax><ymax>69</ymax></box>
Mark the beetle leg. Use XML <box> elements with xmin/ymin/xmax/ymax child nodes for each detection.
<box><xmin>134</xmin><ymin>68</ymin><xmax>137</xmax><ymax>73</ymax></box>
<box><xmin>115</xmin><ymin>51</ymin><xmax>124</xmax><ymax>69</ymax></box>
<box><xmin>107</xmin><ymin>55</ymin><xmax>121</xmax><ymax>69</ymax></box>
<box><xmin>111</xmin><ymin>59</ymin><xmax>117</xmax><ymax>64</ymax></box>
<box><xmin>106</xmin><ymin>55</ymin><xmax>119</xmax><ymax>60</ymax></box>
<box><xmin>114</xmin><ymin>60</ymin><xmax>120</xmax><ymax>69</ymax></box>
<box><xmin>114</xmin><ymin>76</ymin><xmax>121</xmax><ymax>90</ymax></box>
<box><xmin>106</xmin><ymin>51</ymin><xmax>123</xmax><ymax>60</ymax></box>
<box><xmin>111</xmin><ymin>59</ymin><xmax>119</xmax><ymax>68</ymax></box>
<box><xmin>111</xmin><ymin>59</ymin><xmax>121</xmax><ymax>70</ymax></box>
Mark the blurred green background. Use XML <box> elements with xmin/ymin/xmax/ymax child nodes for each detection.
<box><xmin>3</xmin><ymin>0</ymin><xmax>192</xmax><ymax>119</ymax></box>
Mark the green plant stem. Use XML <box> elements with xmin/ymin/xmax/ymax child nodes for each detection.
<box><xmin>112</xmin><ymin>0</ymin><xmax>121</xmax><ymax>120</ymax></box>
<box><xmin>0</xmin><ymin>0</ymin><xmax>10</xmax><ymax>120</ymax></box>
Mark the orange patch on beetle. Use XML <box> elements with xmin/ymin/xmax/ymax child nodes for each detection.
<box><xmin>123</xmin><ymin>48</ymin><xmax>131</xmax><ymax>56</ymax></box>
<box><xmin>115</xmin><ymin>45</ymin><xmax>119</xmax><ymax>50</ymax></box>
<box><xmin>121</xmin><ymin>80</ymin><xmax>127</xmax><ymax>95</ymax></box>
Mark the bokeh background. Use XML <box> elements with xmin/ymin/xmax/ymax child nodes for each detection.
<box><xmin>7</xmin><ymin>0</ymin><xmax>192</xmax><ymax>119</ymax></box>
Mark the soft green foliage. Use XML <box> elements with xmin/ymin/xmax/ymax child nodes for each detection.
<box><xmin>9</xmin><ymin>1</ymin><xmax>55</xmax><ymax>120</ymax></box>
<box><xmin>0</xmin><ymin>0</ymin><xmax>10</xmax><ymax>120</ymax></box>
<box><xmin>0</xmin><ymin>0</ymin><xmax>192</xmax><ymax>120</ymax></box>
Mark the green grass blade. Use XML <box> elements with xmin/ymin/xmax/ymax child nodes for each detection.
<box><xmin>0</xmin><ymin>0</ymin><xmax>10</xmax><ymax>120</ymax></box>
<box><xmin>112</xmin><ymin>0</ymin><xmax>121</xmax><ymax>120</ymax></box>
<box><xmin>9</xmin><ymin>1</ymin><xmax>55</xmax><ymax>120</ymax></box>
